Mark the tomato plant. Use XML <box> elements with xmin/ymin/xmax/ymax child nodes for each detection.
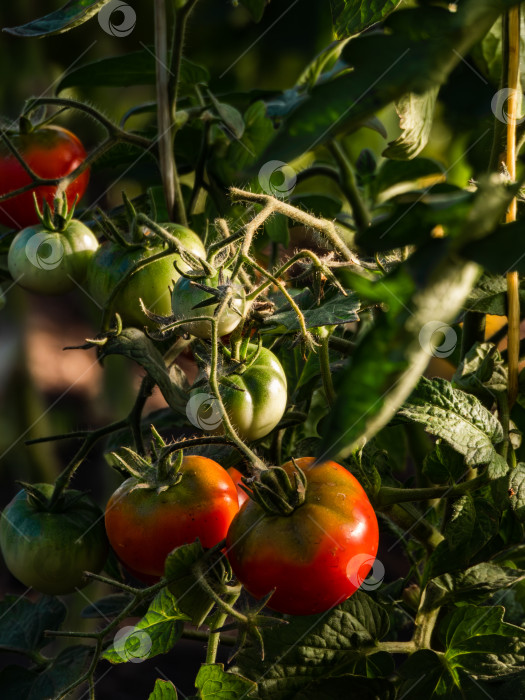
<box><xmin>87</xmin><ymin>223</ymin><xmax>205</xmax><ymax>328</ymax></box>
<box><xmin>0</xmin><ymin>125</ymin><xmax>89</xmax><ymax>229</ymax></box>
<box><xmin>226</xmin><ymin>458</ymin><xmax>379</xmax><ymax>615</ymax></box>
<box><xmin>0</xmin><ymin>484</ymin><xmax>108</xmax><ymax>595</ymax></box>
<box><xmin>2</xmin><ymin>0</ymin><xmax>525</xmax><ymax>699</ymax></box>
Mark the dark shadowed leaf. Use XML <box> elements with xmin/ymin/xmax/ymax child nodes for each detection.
<box><xmin>4</xmin><ymin>0</ymin><xmax>113</xmax><ymax>37</ymax></box>
<box><xmin>331</xmin><ymin>0</ymin><xmax>402</xmax><ymax>39</ymax></box>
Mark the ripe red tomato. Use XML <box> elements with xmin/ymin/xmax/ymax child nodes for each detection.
<box><xmin>0</xmin><ymin>125</ymin><xmax>90</xmax><ymax>229</ymax></box>
<box><xmin>105</xmin><ymin>455</ymin><xmax>239</xmax><ymax>581</ymax></box>
<box><xmin>227</xmin><ymin>467</ymin><xmax>250</xmax><ymax>508</ymax></box>
<box><xmin>226</xmin><ymin>457</ymin><xmax>379</xmax><ymax>615</ymax></box>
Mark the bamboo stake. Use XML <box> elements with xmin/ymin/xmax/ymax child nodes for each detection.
<box><xmin>506</xmin><ymin>6</ymin><xmax>521</xmax><ymax>406</ymax></box>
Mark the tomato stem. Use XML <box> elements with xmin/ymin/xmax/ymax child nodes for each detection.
<box><xmin>154</xmin><ymin>0</ymin><xmax>187</xmax><ymax>225</ymax></box>
<box><xmin>205</xmin><ymin>591</ymin><xmax>241</xmax><ymax>664</ymax></box>
<box><xmin>230</xmin><ymin>187</ymin><xmax>360</xmax><ymax>265</ymax></box>
<box><xmin>328</xmin><ymin>140</ymin><xmax>370</xmax><ymax>232</ymax></box>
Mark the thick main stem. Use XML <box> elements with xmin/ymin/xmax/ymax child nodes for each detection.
<box><xmin>506</xmin><ymin>6</ymin><xmax>521</xmax><ymax>406</ymax></box>
<box><xmin>154</xmin><ymin>0</ymin><xmax>186</xmax><ymax>224</ymax></box>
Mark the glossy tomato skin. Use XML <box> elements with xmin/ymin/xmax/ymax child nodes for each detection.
<box><xmin>0</xmin><ymin>485</ymin><xmax>108</xmax><ymax>595</ymax></box>
<box><xmin>8</xmin><ymin>220</ymin><xmax>99</xmax><ymax>294</ymax></box>
<box><xmin>218</xmin><ymin>344</ymin><xmax>287</xmax><ymax>441</ymax></box>
<box><xmin>227</xmin><ymin>467</ymin><xmax>250</xmax><ymax>507</ymax></box>
<box><xmin>0</xmin><ymin>126</ymin><xmax>90</xmax><ymax>229</ymax></box>
<box><xmin>105</xmin><ymin>455</ymin><xmax>239</xmax><ymax>580</ymax></box>
<box><xmin>171</xmin><ymin>268</ymin><xmax>245</xmax><ymax>339</ymax></box>
<box><xmin>87</xmin><ymin>224</ymin><xmax>205</xmax><ymax>328</ymax></box>
<box><xmin>226</xmin><ymin>458</ymin><xmax>379</xmax><ymax>616</ymax></box>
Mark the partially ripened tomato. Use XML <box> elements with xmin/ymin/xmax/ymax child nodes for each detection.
<box><xmin>0</xmin><ymin>484</ymin><xmax>108</xmax><ymax>595</ymax></box>
<box><xmin>105</xmin><ymin>455</ymin><xmax>239</xmax><ymax>580</ymax></box>
<box><xmin>0</xmin><ymin>125</ymin><xmax>90</xmax><ymax>229</ymax></box>
<box><xmin>87</xmin><ymin>223</ymin><xmax>205</xmax><ymax>328</ymax></box>
<box><xmin>226</xmin><ymin>458</ymin><xmax>379</xmax><ymax>615</ymax></box>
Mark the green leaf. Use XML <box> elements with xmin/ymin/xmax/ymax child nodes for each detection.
<box><xmin>264</xmin><ymin>289</ymin><xmax>360</xmax><ymax>331</ymax></box>
<box><xmin>239</xmin><ymin>0</ymin><xmax>268</xmax><ymax>22</ymax></box>
<box><xmin>425</xmin><ymin>497</ymin><xmax>500</xmax><ymax>579</ymax></box>
<box><xmin>103</xmin><ymin>588</ymin><xmax>187</xmax><ymax>664</ymax></box>
<box><xmin>149</xmin><ymin>679</ymin><xmax>178</xmax><ymax>700</ymax></box>
<box><xmin>0</xmin><ymin>646</ymin><xmax>92</xmax><ymax>700</ymax></box>
<box><xmin>58</xmin><ymin>50</ymin><xmax>209</xmax><ymax>93</ymax></box>
<box><xmin>423</xmin><ymin>441</ymin><xmax>466</xmax><ymax>485</ymax></box>
<box><xmin>429</xmin><ymin>562</ymin><xmax>525</xmax><ymax>607</ymax></box>
<box><xmin>165</xmin><ymin>542</ymin><xmax>216</xmax><ymax>627</ymax></box>
<box><xmin>464</xmin><ymin>273</ymin><xmax>525</xmax><ymax>315</ymax></box>
<box><xmin>452</xmin><ymin>342</ymin><xmax>507</xmax><ymax>403</ymax></box>
<box><xmin>445</xmin><ymin>494</ymin><xmax>477</xmax><ymax>551</ymax></box>
<box><xmin>382</xmin><ymin>87</ymin><xmax>439</xmax><ymax>160</ymax></box>
<box><xmin>195</xmin><ymin>665</ymin><xmax>256</xmax><ymax>699</ymax></box>
<box><xmin>442</xmin><ymin>605</ymin><xmax>525</xmax><ymax>679</ymax></box>
<box><xmin>233</xmin><ymin>592</ymin><xmax>390</xmax><ymax>699</ymax></box>
<box><xmin>212</xmin><ymin>101</ymin><xmax>274</xmax><ymax>184</ymax></box>
<box><xmin>398</xmin><ymin>377</ymin><xmax>503</xmax><ymax>466</ymax></box>
<box><xmin>331</xmin><ymin>0</ymin><xmax>402</xmax><ymax>39</ymax></box>
<box><xmin>4</xmin><ymin>0</ymin><xmax>113</xmax><ymax>37</ymax></box>
<box><xmin>374</xmin><ymin>157</ymin><xmax>445</xmax><ymax>196</ymax></box>
<box><xmin>260</xmin><ymin>0</ymin><xmax>522</xmax><ymax>164</ymax></box>
<box><xmin>472</xmin><ymin>14</ymin><xmax>525</xmax><ymax>87</ymax></box>
<box><xmin>318</xmin><ymin>242</ymin><xmax>479</xmax><ymax>462</ymax></box>
<box><xmin>208</xmin><ymin>94</ymin><xmax>245</xmax><ymax>140</ymax></box>
<box><xmin>510</xmin><ymin>464</ymin><xmax>525</xmax><ymax>521</ymax></box>
<box><xmin>0</xmin><ymin>596</ymin><xmax>66</xmax><ymax>654</ymax></box>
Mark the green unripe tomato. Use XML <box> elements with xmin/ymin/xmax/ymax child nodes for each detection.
<box><xmin>190</xmin><ymin>344</ymin><xmax>288</xmax><ymax>441</ymax></box>
<box><xmin>0</xmin><ymin>484</ymin><xmax>109</xmax><ymax>595</ymax></box>
<box><xmin>171</xmin><ymin>268</ymin><xmax>246</xmax><ymax>338</ymax></box>
<box><xmin>87</xmin><ymin>223</ymin><xmax>205</xmax><ymax>328</ymax></box>
<box><xmin>8</xmin><ymin>220</ymin><xmax>99</xmax><ymax>294</ymax></box>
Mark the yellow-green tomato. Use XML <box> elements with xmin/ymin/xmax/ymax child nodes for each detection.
<box><xmin>8</xmin><ymin>220</ymin><xmax>99</xmax><ymax>294</ymax></box>
<box><xmin>171</xmin><ymin>269</ymin><xmax>246</xmax><ymax>338</ymax></box>
<box><xmin>0</xmin><ymin>485</ymin><xmax>108</xmax><ymax>595</ymax></box>
<box><xmin>87</xmin><ymin>223</ymin><xmax>205</xmax><ymax>328</ymax></box>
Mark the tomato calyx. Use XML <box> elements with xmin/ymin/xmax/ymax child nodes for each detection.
<box><xmin>34</xmin><ymin>191</ymin><xmax>79</xmax><ymax>233</ymax></box>
<box><xmin>16</xmin><ymin>481</ymin><xmax>95</xmax><ymax>514</ymax></box>
<box><xmin>247</xmin><ymin>463</ymin><xmax>307</xmax><ymax>516</ymax></box>
<box><xmin>109</xmin><ymin>428</ymin><xmax>186</xmax><ymax>493</ymax></box>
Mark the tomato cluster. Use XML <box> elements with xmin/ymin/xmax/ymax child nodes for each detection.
<box><xmin>0</xmin><ymin>123</ymin><xmax>379</xmax><ymax>617</ymax></box>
